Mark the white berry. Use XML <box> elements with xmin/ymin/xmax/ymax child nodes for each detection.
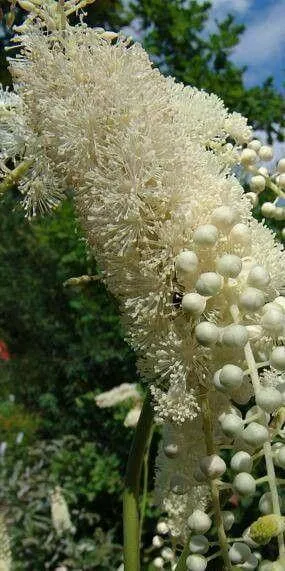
<box><xmin>187</xmin><ymin>510</ymin><xmax>212</xmax><ymax>534</ymax></box>
<box><xmin>193</xmin><ymin>224</ymin><xmax>218</xmax><ymax>246</ymax></box>
<box><xmin>255</xmin><ymin>387</ymin><xmax>282</xmax><ymax>413</ymax></box>
<box><xmin>222</xmin><ymin>324</ymin><xmax>249</xmax><ymax>348</ymax></box>
<box><xmin>233</xmin><ymin>473</ymin><xmax>256</xmax><ymax>496</ymax></box>
<box><xmin>195</xmin><ymin>322</ymin><xmax>219</xmax><ymax>346</ymax></box>
<box><xmin>216</xmin><ymin>254</ymin><xmax>242</xmax><ymax>278</ymax></box>
<box><xmin>247</xmin><ymin>265</ymin><xmax>270</xmax><ymax>289</ymax></box>
<box><xmin>241</xmin><ymin>422</ymin><xmax>268</xmax><ymax>448</ymax></box>
<box><xmin>230</xmin><ymin>451</ymin><xmax>253</xmax><ymax>473</ymax></box>
<box><xmin>239</xmin><ymin>287</ymin><xmax>265</xmax><ymax>312</ymax></box>
<box><xmin>195</xmin><ymin>272</ymin><xmax>223</xmax><ymax>296</ymax></box>
<box><xmin>189</xmin><ymin>535</ymin><xmax>209</xmax><ymax>555</ymax></box>
<box><xmin>219</xmin><ymin>364</ymin><xmax>244</xmax><ymax>390</ymax></box>
<box><xmin>186</xmin><ymin>554</ymin><xmax>207</xmax><ymax>571</ymax></box>
<box><xmin>182</xmin><ymin>293</ymin><xmax>206</xmax><ymax>316</ymax></box>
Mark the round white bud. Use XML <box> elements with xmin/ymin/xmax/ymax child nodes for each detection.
<box><xmin>273</xmin><ymin>206</ymin><xmax>285</xmax><ymax>221</ymax></box>
<box><xmin>213</xmin><ymin>369</ymin><xmax>227</xmax><ymax>393</ymax></box>
<box><xmin>261</xmin><ymin>202</ymin><xmax>275</xmax><ymax>217</ymax></box>
<box><xmin>222</xmin><ymin>324</ymin><xmax>249</xmax><ymax>348</ymax></box>
<box><xmin>247</xmin><ymin>265</ymin><xmax>270</xmax><ymax>289</ymax></box>
<box><xmin>195</xmin><ymin>322</ymin><xmax>219</xmax><ymax>347</ymax></box>
<box><xmin>229</xmin><ymin>223</ymin><xmax>251</xmax><ymax>247</ymax></box>
<box><xmin>152</xmin><ymin>535</ymin><xmax>164</xmax><ymax>548</ymax></box>
<box><xmin>161</xmin><ymin>547</ymin><xmax>175</xmax><ymax>561</ymax></box>
<box><xmin>229</xmin><ymin>542</ymin><xmax>252</xmax><ymax>564</ymax></box>
<box><xmin>230</xmin><ymin>451</ymin><xmax>253</xmax><ymax>473</ymax></box>
<box><xmin>221</xmin><ymin>511</ymin><xmax>235</xmax><ymax>531</ymax></box>
<box><xmin>259</xmin><ymin>492</ymin><xmax>273</xmax><ymax>515</ymax></box>
<box><xmin>220</xmin><ymin>364</ymin><xmax>244</xmax><ymax>390</ymax></box>
<box><xmin>186</xmin><ymin>554</ymin><xmax>207</xmax><ymax>571</ymax></box>
<box><xmin>241</xmin><ymin>553</ymin><xmax>259</xmax><ymax>569</ymax></box>
<box><xmin>276</xmin><ymin>446</ymin><xmax>285</xmax><ymax>469</ymax></box>
<box><xmin>249</xmin><ymin>175</ymin><xmax>266</xmax><ymax>193</ymax></box>
<box><xmin>274</xmin><ymin>297</ymin><xmax>285</xmax><ymax>312</ymax></box>
<box><xmin>248</xmin><ymin>139</ymin><xmax>261</xmax><ymax>152</ymax></box>
<box><xmin>258</xmin><ymin>145</ymin><xmax>273</xmax><ymax>161</ymax></box>
<box><xmin>193</xmin><ymin>224</ymin><xmax>218</xmax><ymax>246</ymax></box>
<box><xmin>261</xmin><ymin>308</ymin><xmax>285</xmax><ymax>336</ymax></box>
<box><xmin>175</xmin><ymin>251</ymin><xmax>198</xmax><ymax>274</ymax></box>
<box><xmin>277</xmin><ymin>158</ymin><xmax>285</xmax><ymax>173</ymax></box>
<box><xmin>216</xmin><ymin>254</ymin><xmax>242</xmax><ymax>278</ymax></box>
<box><xmin>246</xmin><ymin>192</ymin><xmax>258</xmax><ymax>207</ymax></box>
<box><xmin>241</xmin><ymin>422</ymin><xmax>268</xmax><ymax>448</ymax></box>
<box><xmin>199</xmin><ymin>454</ymin><xmax>227</xmax><ymax>479</ymax></box>
<box><xmin>163</xmin><ymin>443</ymin><xmax>179</xmax><ymax>458</ymax></box>
<box><xmin>211</xmin><ymin>206</ymin><xmax>239</xmax><ymax>232</ymax></box>
<box><xmin>239</xmin><ymin>287</ymin><xmax>265</xmax><ymax>312</ymax></box>
<box><xmin>189</xmin><ymin>535</ymin><xmax>209</xmax><ymax>555</ymax></box>
<box><xmin>255</xmin><ymin>387</ymin><xmax>282</xmax><ymax>413</ymax></box>
<box><xmin>187</xmin><ymin>510</ymin><xmax>212</xmax><ymax>534</ymax></box>
<box><xmin>241</xmin><ymin>148</ymin><xmax>257</xmax><ymax>166</ymax></box>
<box><xmin>156</xmin><ymin>521</ymin><xmax>169</xmax><ymax>535</ymax></box>
<box><xmin>233</xmin><ymin>473</ymin><xmax>256</xmax><ymax>496</ymax></box>
<box><xmin>153</xmin><ymin>556</ymin><xmax>164</xmax><ymax>568</ymax></box>
<box><xmin>220</xmin><ymin>413</ymin><xmax>243</xmax><ymax>438</ymax></box>
<box><xmin>245</xmin><ymin>325</ymin><xmax>263</xmax><ymax>341</ymax></box>
<box><xmin>170</xmin><ymin>473</ymin><xmax>189</xmax><ymax>495</ymax></box>
<box><xmin>258</xmin><ymin>166</ymin><xmax>268</xmax><ymax>177</ymax></box>
<box><xmin>277</xmin><ymin>173</ymin><xmax>285</xmax><ymax>189</ymax></box>
<box><xmin>182</xmin><ymin>293</ymin><xmax>206</xmax><ymax>316</ymax></box>
<box><xmin>270</xmin><ymin>345</ymin><xmax>285</xmax><ymax>371</ymax></box>
<box><xmin>195</xmin><ymin>272</ymin><xmax>223</xmax><ymax>296</ymax></box>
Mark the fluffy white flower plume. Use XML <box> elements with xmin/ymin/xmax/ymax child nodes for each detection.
<box><xmin>2</xmin><ymin>1</ymin><xmax>285</xmax><ymax>534</ymax></box>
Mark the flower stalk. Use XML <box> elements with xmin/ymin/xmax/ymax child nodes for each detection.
<box><xmin>123</xmin><ymin>391</ymin><xmax>154</xmax><ymax>571</ymax></box>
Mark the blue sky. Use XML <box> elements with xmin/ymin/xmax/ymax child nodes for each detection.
<box><xmin>208</xmin><ymin>0</ymin><xmax>285</xmax><ymax>91</ymax></box>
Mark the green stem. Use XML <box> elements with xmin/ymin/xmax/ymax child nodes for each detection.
<box><xmin>139</xmin><ymin>424</ymin><xmax>154</xmax><ymax>541</ymax></box>
<box><xmin>123</xmin><ymin>391</ymin><xmax>154</xmax><ymax>571</ymax></box>
<box><xmin>0</xmin><ymin>160</ymin><xmax>33</xmax><ymax>194</ymax></box>
<box><xmin>175</xmin><ymin>542</ymin><xmax>190</xmax><ymax>571</ymax></box>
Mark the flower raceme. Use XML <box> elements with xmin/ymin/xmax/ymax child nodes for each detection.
<box><xmin>1</xmin><ymin>1</ymin><xmax>285</xmax><ymax>566</ymax></box>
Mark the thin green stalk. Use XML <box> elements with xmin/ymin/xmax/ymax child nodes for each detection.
<box><xmin>175</xmin><ymin>541</ymin><xmax>190</xmax><ymax>571</ymax></box>
<box><xmin>0</xmin><ymin>160</ymin><xmax>33</xmax><ymax>195</ymax></box>
<box><xmin>139</xmin><ymin>424</ymin><xmax>154</xmax><ymax>541</ymax></box>
<box><xmin>123</xmin><ymin>391</ymin><xmax>154</xmax><ymax>571</ymax></box>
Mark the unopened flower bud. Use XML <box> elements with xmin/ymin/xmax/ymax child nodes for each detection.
<box><xmin>175</xmin><ymin>251</ymin><xmax>198</xmax><ymax>274</ymax></box>
<box><xmin>233</xmin><ymin>473</ymin><xmax>256</xmax><ymax>496</ymax></box>
<box><xmin>241</xmin><ymin>422</ymin><xmax>268</xmax><ymax>448</ymax></box>
<box><xmin>240</xmin><ymin>148</ymin><xmax>257</xmax><ymax>166</ymax></box>
<box><xmin>156</xmin><ymin>521</ymin><xmax>169</xmax><ymax>535</ymax></box>
<box><xmin>189</xmin><ymin>535</ymin><xmax>209</xmax><ymax>555</ymax></box>
<box><xmin>193</xmin><ymin>224</ymin><xmax>218</xmax><ymax>246</ymax></box>
<box><xmin>152</xmin><ymin>535</ymin><xmax>164</xmax><ymax>547</ymax></box>
<box><xmin>195</xmin><ymin>272</ymin><xmax>223</xmax><ymax>296</ymax></box>
<box><xmin>256</xmin><ymin>387</ymin><xmax>282</xmax><ymax>413</ymax></box>
<box><xmin>199</xmin><ymin>454</ymin><xmax>226</xmax><ymax>479</ymax></box>
<box><xmin>221</xmin><ymin>510</ymin><xmax>235</xmax><ymax>531</ymax></box>
<box><xmin>277</xmin><ymin>158</ymin><xmax>285</xmax><ymax>173</ymax></box>
<box><xmin>153</xmin><ymin>556</ymin><xmax>164</xmax><ymax>568</ymax></box>
<box><xmin>182</xmin><ymin>293</ymin><xmax>206</xmax><ymax>316</ymax></box>
<box><xmin>220</xmin><ymin>413</ymin><xmax>243</xmax><ymax>437</ymax></box>
<box><xmin>163</xmin><ymin>443</ymin><xmax>179</xmax><ymax>458</ymax></box>
<box><xmin>248</xmin><ymin>139</ymin><xmax>261</xmax><ymax>152</ymax></box>
<box><xmin>261</xmin><ymin>307</ymin><xmax>284</xmax><ymax>336</ymax></box>
<box><xmin>275</xmin><ymin>445</ymin><xmax>285</xmax><ymax>469</ymax></box>
<box><xmin>239</xmin><ymin>287</ymin><xmax>265</xmax><ymax>312</ymax></box>
<box><xmin>195</xmin><ymin>322</ymin><xmax>219</xmax><ymax>346</ymax></box>
<box><xmin>211</xmin><ymin>206</ymin><xmax>239</xmax><ymax>231</ymax></box>
<box><xmin>258</xmin><ymin>145</ymin><xmax>273</xmax><ymax>161</ymax></box>
<box><xmin>277</xmin><ymin>173</ymin><xmax>285</xmax><ymax>189</ymax></box>
<box><xmin>246</xmin><ymin>192</ymin><xmax>258</xmax><ymax>207</ymax></box>
<box><xmin>222</xmin><ymin>324</ymin><xmax>249</xmax><ymax>348</ymax></box>
<box><xmin>216</xmin><ymin>254</ymin><xmax>242</xmax><ymax>278</ymax></box>
<box><xmin>161</xmin><ymin>547</ymin><xmax>175</xmax><ymax>561</ymax></box>
<box><xmin>259</xmin><ymin>492</ymin><xmax>273</xmax><ymax>515</ymax></box>
<box><xmin>247</xmin><ymin>265</ymin><xmax>270</xmax><ymax>289</ymax></box>
<box><xmin>249</xmin><ymin>175</ymin><xmax>266</xmax><ymax>193</ymax></box>
<box><xmin>261</xmin><ymin>202</ymin><xmax>275</xmax><ymax>217</ymax></box>
<box><xmin>229</xmin><ymin>542</ymin><xmax>251</xmax><ymax>564</ymax></box>
<box><xmin>229</xmin><ymin>223</ymin><xmax>251</xmax><ymax>247</ymax></box>
<box><xmin>187</xmin><ymin>510</ymin><xmax>212</xmax><ymax>533</ymax></box>
<box><xmin>230</xmin><ymin>451</ymin><xmax>253</xmax><ymax>473</ymax></box>
<box><xmin>219</xmin><ymin>364</ymin><xmax>244</xmax><ymax>390</ymax></box>
<box><xmin>186</xmin><ymin>554</ymin><xmax>207</xmax><ymax>571</ymax></box>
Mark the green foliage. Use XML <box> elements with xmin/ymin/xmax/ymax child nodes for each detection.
<box><xmin>129</xmin><ymin>0</ymin><xmax>284</xmax><ymax>141</ymax></box>
<box><xmin>0</xmin><ymin>399</ymin><xmax>39</xmax><ymax>445</ymax></box>
<box><xmin>0</xmin><ymin>436</ymin><xmax>124</xmax><ymax>570</ymax></box>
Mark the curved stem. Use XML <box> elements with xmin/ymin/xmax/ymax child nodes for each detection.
<box><xmin>0</xmin><ymin>160</ymin><xmax>33</xmax><ymax>195</ymax></box>
<box><xmin>123</xmin><ymin>391</ymin><xmax>154</xmax><ymax>571</ymax></box>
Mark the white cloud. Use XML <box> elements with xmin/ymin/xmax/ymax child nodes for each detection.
<box><xmin>232</xmin><ymin>1</ymin><xmax>285</xmax><ymax>65</ymax></box>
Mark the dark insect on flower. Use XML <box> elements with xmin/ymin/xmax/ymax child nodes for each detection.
<box><xmin>172</xmin><ymin>291</ymin><xmax>183</xmax><ymax>308</ymax></box>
